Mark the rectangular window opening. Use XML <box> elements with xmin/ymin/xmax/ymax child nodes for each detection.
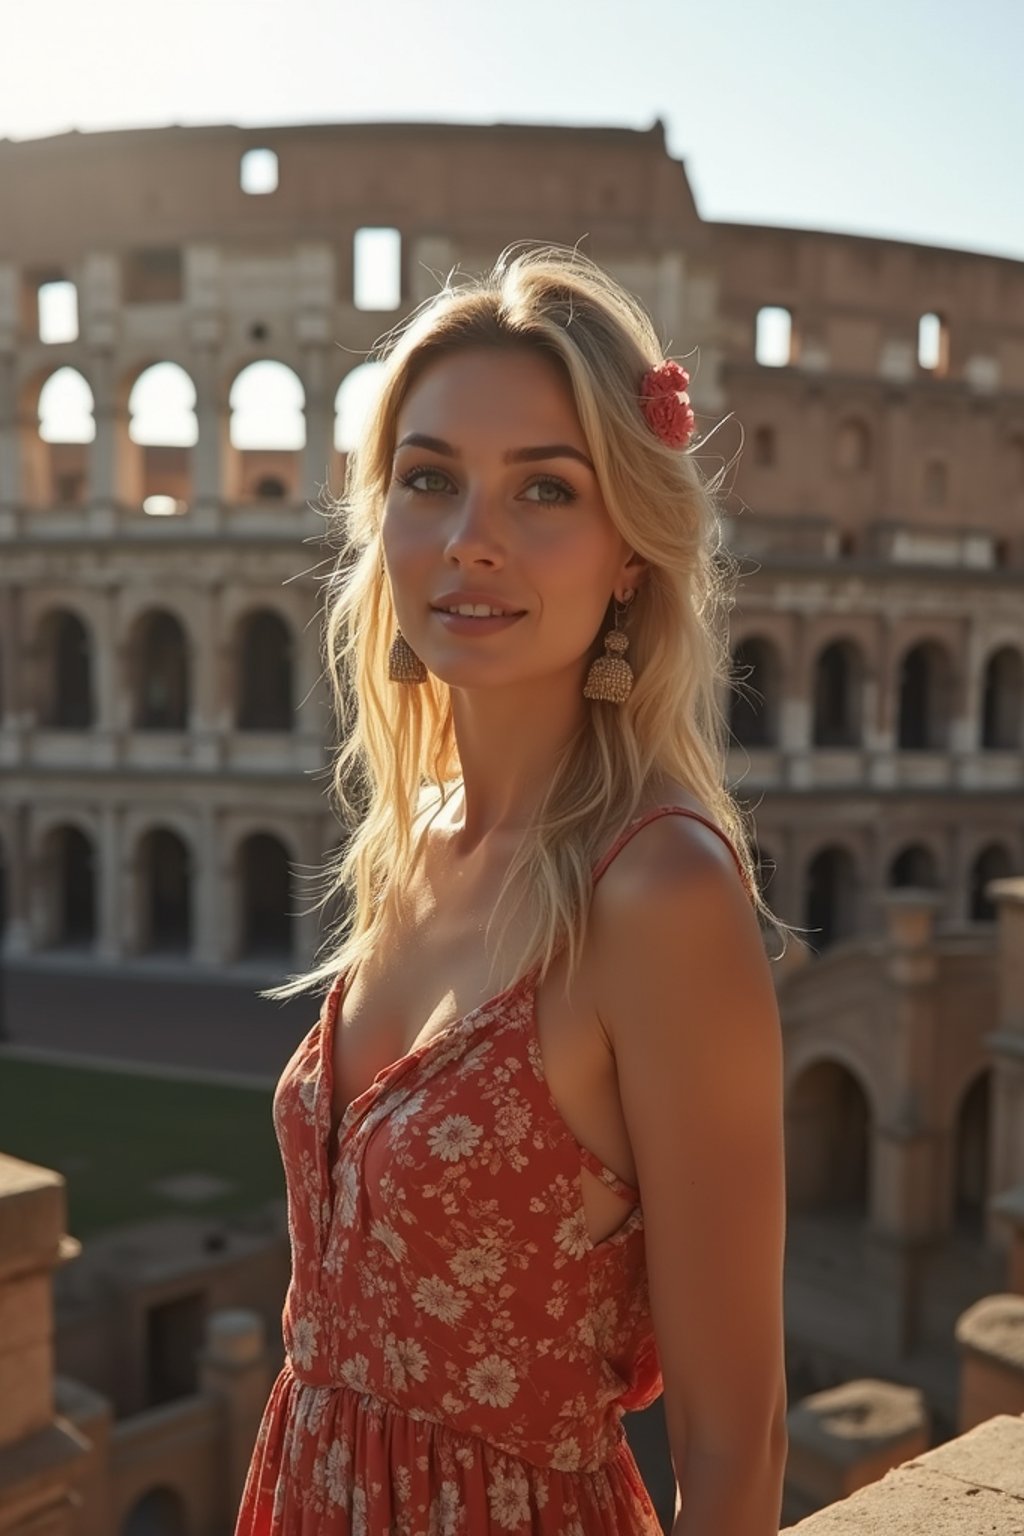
<box><xmin>38</xmin><ymin>280</ymin><xmax>79</xmax><ymax>344</ymax></box>
<box><xmin>353</xmin><ymin>227</ymin><xmax>402</xmax><ymax>312</ymax></box>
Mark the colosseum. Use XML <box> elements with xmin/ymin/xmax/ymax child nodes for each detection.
<box><xmin>1</xmin><ymin>118</ymin><xmax>1024</xmax><ymax>1533</ymax></box>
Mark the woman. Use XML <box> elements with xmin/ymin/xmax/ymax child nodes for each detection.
<box><xmin>236</xmin><ymin>243</ymin><xmax>793</xmax><ymax>1535</ymax></box>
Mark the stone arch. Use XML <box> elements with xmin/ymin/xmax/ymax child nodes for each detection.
<box><xmin>896</xmin><ymin>639</ymin><xmax>955</xmax><ymax>750</ymax></box>
<box><xmin>888</xmin><ymin>842</ymin><xmax>941</xmax><ymax>889</ymax></box>
<box><xmin>235</xmin><ymin>608</ymin><xmax>295</xmax><ymax>731</ymax></box>
<box><xmin>980</xmin><ymin>645</ymin><xmax>1024</xmax><ymax>750</ymax></box>
<box><xmin>970</xmin><ymin>842</ymin><xmax>1016</xmax><ymax>922</ymax></box>
<box><xmin>786</xmin><ymin>1057</ymin><xmax>872</xmax><ymax>1214</ymax></box>
<box><xmin>812</xmin><ymin>637</ymin><xmax>864</xmax><ymax>747</ymax></box>
<box><xmin>952</xmin><ymin>1069</ymin><xmax>992</xmax><ymax>1234</ymax></box>
<box><xmin>39</xmin><ymin>822</ymin><xmax>97</xmax><ymax>948</ymax></box>
<box><xmin>237</xmin><ymin>831</ymin><xmax>293</xmax><ymax>959</ymax></box>
<box><xmin>120</xmin><ymin>1484</ymin><xmax>188</xmax><ymax>1536</ymax></box>
<box><xmin>804</xmin><ymin>843</ymin><xmax>860</xmax><ymax>951</ymax></box>
<box><xmin>128</xmin><ymin>609</ymin><xmax>190</xmax><ymax>730</ymax></box>
<box><xmin>227</xmin><ymin>359</ymin><xmax>305</xmax><ymax>502</ymax></box>
<box><xmin>124</xmin><ymin>361</ymin><xmax>198</xmax><ymax>514</ymax></box>
<box><xmin>135</xmin><ymin>826</ymin><xmax>192</xmax><ymax>954</ymax></box>
<box><xmin>729</xmin><ymin>635</ymin><xmax>782</xmax><ymax>748</ymax></box>
<box><xmin>36</xmin><ymin>607</ymin><xmax>94</xmax><ymax>729</ymax></box>
<box><xmin>335</xmin><ymin>361</ymin><xmax>386</xmax><ymax>456</ymax></box>
<box><xmin>25</xmin><ymin>366</ymin><xmax>95</xmax><ymax>506</ymax></box>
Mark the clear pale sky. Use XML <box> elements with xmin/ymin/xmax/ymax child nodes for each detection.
<box><xmin>4</xmin><ymin>0</ymin><xmax>1021</xmax><ymax>261</ymax></box>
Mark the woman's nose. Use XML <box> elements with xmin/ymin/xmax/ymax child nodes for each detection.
<box><xmin>442</xmin><ymin>490</ymin><xmax>506</xmax><ymax>559</ymax></box>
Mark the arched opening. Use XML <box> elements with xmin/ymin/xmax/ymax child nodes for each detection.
<box><xmin>812</xmin><ymin>640</ymin><xmax>863</xmax><ymax>747</ymax></box>
<box><xmin>236</xmin><ymin>610</ymin><xmax>294</xmax><ymax>731</ymax></box>
<box><xmin>138</xmin><ymin>829</ymin><xmax>191</xmax><ymax>954</ymax></box>
<box><xmin>889</xmin><ymin>844</ymin><xmax>940</xmax><ymax>889</ymax></box>
<box><xmin>131</xmin><ymin>610</ymin><xmax>189</xmax><ymax>730</ymax></box>
<box><xmin>896</xmin><ymin>641</ymin><xmax>953</xmax><ymax>750</ymax></box>
<box><xmin>729</xmin><ymin>636</ymin><xmax>781</xmax><ymax>749</ymax></box>
<box><xmin>953</xmin><ymin>1071</ymin><xmax>991</xmax><ymax>1234</ymax></box>
<box><xmin>335</xmin><ymin>361</ymin><xmax>386</xmax><ymax>457</ymax></box>
<box><xmin>970</xmin><ymin>843</ymin><xmax>1015</xmax><ymax>922</ymax></box>
<box><xmin>128</xmin><ymin>362</ymin><xmax>197</xmax><ymax>515</ymax></box>
<box><xmin>918</xmin><ymin>311</ymin><xmax>949</xmax><ymax>376</ymax></box>
<box><xmin>228</xmin><ymin>361</ymin><xmax>304</xmax><ymax>502</ymax></box>
<box><xmin>239</xmin><ymin>833</ymin><xmax>292</xmax><ymax>958</ymax></box>
<box><xmin>787</xmin><ymin>1061</ymin><xmax>871</xmax><ymax>1214</ymax></box>
<box><xmin>121</xmin><ymin>1485</ymin><xmax>188</xmax><ymax>1536</ymax></box>
<box><xmin>44</xmin><ymin>824</ymin><xmax>96</xmax><ymax>948</ymax></box>
<box><xmin>39</xmin><ymin>609</ymin><xmax>94</xmax><ymax>729</ymax></box>
<box><xmin>981</xmin><ymin>646</ymin><xmax>1024</xmax><ymax>750</ymax></box>
<box><xmin>804</xmin><ymin>845</ymin><xmax>859</xmax><ymax>951</ymax></box>
<box><xmin>33</xmin><ymin>367</ymin><xmax>94</xmax><ymax>506</ymax></box>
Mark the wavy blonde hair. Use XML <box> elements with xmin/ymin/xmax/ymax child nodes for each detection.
<box><xmin>261</xmin><ymin>242</ymin><xmax>794</xmax><ymax>1006</ymax></box>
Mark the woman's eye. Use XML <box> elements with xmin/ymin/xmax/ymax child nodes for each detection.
<box><xmin>521</xmin><ymin>475</ymin><xmax>577</xmax><ymax>505</ymax></box>
<box><xmin>398</xmin><ymin>466</ymin><xmax>451</xmax><ymax>495</ymax></box>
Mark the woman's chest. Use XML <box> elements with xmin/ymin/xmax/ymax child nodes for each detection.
<box><xmin>330</xmin><ymin>911</ymin><xmax>641</xmax><ymax>1244</ymax></box>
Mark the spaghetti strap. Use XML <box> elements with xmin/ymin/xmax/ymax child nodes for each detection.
<box><xmin>592</xmin><ymin>804</ymin><xmax>754</xmax><ymax>899</ymax></box>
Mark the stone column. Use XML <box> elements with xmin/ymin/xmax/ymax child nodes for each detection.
<box><xmin>95</xmin><ymin>804</ymin><xmax>120</xmax><ymax>962</ymax></box>
<box><xmin>0</xmin><ymin>349</ymin><xmax>19</xmax><ymax>514</ymax></box>
<box><xmin>2</xmin><ymin>804</ymin><xmax>32</xmax><ymax>959</ymax></box>
<box><xmin>881</xmin><ymin>387</ymin><xmax>912</xmax><ymax>522</ymax></box>
<box><xmin>983</xmin><ymin>876</ymin><xmax>1024</xmax><ymax>1249</ymax></box>
<box><xmin>954</xmin><ymin>1293</ymin><xmax>1024</xmax><ymax>1432</ymax></box>
<box><xmin>783</xmin><ymin>612</ymin><xmax>813</xmax><ymax>787</ymax></box>
<box><xmin>950</xmin><ymin>614</ymin><xmax>981</xmax><ymax>771</ymax></box>
<box><xmin>783</xmin><ymin>1379</ymin><xmax>928</xmax><ymax>1521</ymax></box>
<box><xmin>197</xmin><ymin>1309</ymin><xmax>272</xmax><ymax>1529</ymax></box>
<box><xmin>300</xmin><ymin>341</ymin><xmax>332</xmax><ymax>512</ymax></box>
<box><xmin>195</xmin><ymin>804</ymin><xmax>226</xmax><ymax>966</ymax></box>
<box><xmin>190</xmin><ymin>337</ymin><xmax>226</xmax><ymax>523</ymax></box>
<box><xmin>0</xmin><ymin>1155</ymin><xmax>90</xmax><ymax>1535</ymax></box>
<box><xmin>868</xmin><ymin>612</ymin><xmax>898</xmax><ymax>787</ymax></box>
<box><xmin>865</xmin><ymin>890</ymin><xmax>945</xmax><ymax>1355</ymax></box>
<box><xmin>191</xmin><ymin>582</ymin><xmax>225</xmax><ymax>767</ymax></box>
<box><xmin>85</xmin><ymin>350</ymin><xmax>117</xmax><ymax>529</ymax></box>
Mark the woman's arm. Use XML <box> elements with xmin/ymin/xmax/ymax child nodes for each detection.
<box><xmin>589</xmin><ymin>816</ymin><xmax>789</xmax><ymax>1536</ymax></box>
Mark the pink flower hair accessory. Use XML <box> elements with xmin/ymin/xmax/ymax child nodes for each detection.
<box><xmin>639</xmin><ymin>359</ymin><xmax>696</xmax><ymax>448</ymax></box>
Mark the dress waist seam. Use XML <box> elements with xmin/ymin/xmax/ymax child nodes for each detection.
<box><xmin>282</xmin><ymin>1359</ymin><xmax>627</xmax><ymax>1475</ymax></box>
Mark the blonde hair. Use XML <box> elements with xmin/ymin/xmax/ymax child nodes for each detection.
<box><xmin>261</xmin><ymin>242</ymin><xmax>795</xmax><ymax>1005</ymax></box>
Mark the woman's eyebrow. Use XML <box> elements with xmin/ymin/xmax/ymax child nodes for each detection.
<box><xmin>395</xmin><ymin>432</ymin><xmax>594</xmax><ymax>473</ymax></box>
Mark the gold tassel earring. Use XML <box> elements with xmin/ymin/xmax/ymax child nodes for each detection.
<box><xmin>583</xmin><ymin>590</ymin><xmax>636</xmax><ymax>704</ymax></box>
<box><xmin>388</xmin><ymin>628</ymin><xmax>427</xmax><ymax>683</ymax></box>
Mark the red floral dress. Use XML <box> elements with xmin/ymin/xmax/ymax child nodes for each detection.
<box><xmin>235</xmin><ymin>806</ymin><xmax>750</xmax><ymax>1534</ymax></box>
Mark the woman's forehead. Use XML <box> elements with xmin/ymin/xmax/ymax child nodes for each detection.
<box><xmin>398</xmin><ymin>348</ymin><xmax>580</xmax><ymax>436</ymax></box>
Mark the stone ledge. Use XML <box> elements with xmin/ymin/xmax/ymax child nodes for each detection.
<box><xmin>782</xmin><ymin>1414</ymin><xmax>1024</xmax><ymax>1533</ymax></box>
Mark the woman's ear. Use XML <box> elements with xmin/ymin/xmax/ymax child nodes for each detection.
<box><xmin>619</xmin><ymin>554</ymin><xmax>649</xmax><ymax>597</ymax></box>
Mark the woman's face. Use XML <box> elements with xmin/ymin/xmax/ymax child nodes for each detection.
<box><xmin>381</xmin><ymin>346</ymin><xmax>642</xmax><ymax>691</ymax></box>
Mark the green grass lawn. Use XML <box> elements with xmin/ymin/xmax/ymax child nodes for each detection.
<box><xmin>0</xmin><ymin>1059</ymin><xmax>286</xmax><ymax>1239</ymax></box>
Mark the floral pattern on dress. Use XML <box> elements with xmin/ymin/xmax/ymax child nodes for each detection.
<box><xmin>235</xmin><ymin>806</ymin><xmax>750</xmax><ymax>1534</ymax></box>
